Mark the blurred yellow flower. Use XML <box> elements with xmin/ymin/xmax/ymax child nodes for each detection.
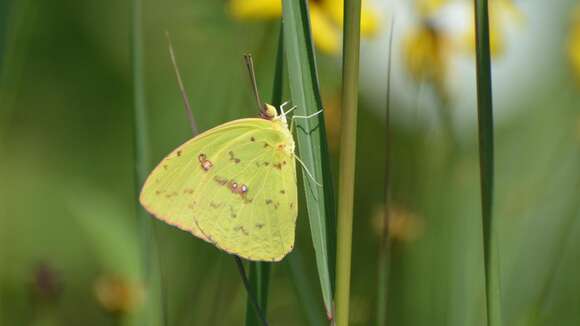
<box><xmin>402</xmin><ymin>0</ymin><xmax>524</xmax><ymax>101</ymax></box>
<box><xmin>372</xmin><ymin>205</ymin><xmax>425</xmax><ymax>243</ymax></box>
<box><xmin>229</xmin><ymin>0</ymin><xmax>380</xmax><ymax>54</ymax></box>
<box><xmin>403</xmin><ymin>22</ymin><xmax>450</xmax><ymax>100</ymax></box>
<box><xmin>94</xmin><ymin>275</ymin><xmax>144</xmax><ymax>315</ymax></box>
<box><xmin>569</xmin><ymin>8</ymin><xmax>580</xmax><ymax>83</ymax></box>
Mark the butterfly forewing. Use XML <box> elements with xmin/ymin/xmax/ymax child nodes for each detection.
<box><xmin>140</xmin><ymin>118</ymin><xmax>298</xmax><ymax>261</ymax></box>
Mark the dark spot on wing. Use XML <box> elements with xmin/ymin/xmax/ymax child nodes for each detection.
<box><xmin>234</xmin><ymin>226</ymin><xmax>249</xmax><ymax>236</ymax></box>
<box><xmin>214</xmin><ymin>176</ymin><xmax>227</xmax><ymax>185</ymax></box>
<box><xmin>229</xmin><ymin>205</ymin><xmax>237</xmax><ymax>218</ymax></box>
<box><xmin>165</xmin><ymin>191</ymin><xmax>178</xmax><ymax>198</ymax></box>
<box><xmin>280</xmin><ymin>190</ymin><xmax>286</xmax><ymax>194</ymax></box>
<box><xmin>228</xmin><ymin>180</ymin><xmax>239</xmax><ymax>192</ymax></box>
<box><xmin>265</xmin><ymin>199</ymin><xmax>272</xmax><ymax>205</ymax></box>
<box><xmin>177</xmin><ymin>150</ymin><xmax>182</xmax><ymax>157</ymax></box>
<box><xmin>229</xmin><ymin>151</ymin><xmax>241</xmax><ymax>164</ymax></box>
<box><xmin>273</xmin><ymin>163</ymin><xmax>282</xmax><ymax>170</ymax></box>
<box><xmin>250</xmin><ymin>137</ymin><xmax>255</xmax><ymax>142</ymax></box>
<box><xmin>255</xmin><ymin>223</ymin><xmax>264</xmax><ymax>229</ymax></box>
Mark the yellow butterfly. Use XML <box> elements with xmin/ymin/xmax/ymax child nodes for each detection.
<box><xmin>140</xmin><ymin>103</ymin><xmax>320</xmax><ymax>262</ymax></box>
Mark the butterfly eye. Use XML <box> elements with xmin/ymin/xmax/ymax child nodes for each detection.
<box><xmin>241</xmin><ymin>185</ymin><xmax>248</xmax><ymax>193</ymax></box>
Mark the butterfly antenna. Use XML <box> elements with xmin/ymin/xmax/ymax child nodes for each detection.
<box><xmin>294</xmin><ymin>154</ymin><xmax>322</xmax><ymax>187</ymax></box>
<box><xmin>165</xmin><ymin>31</ymin><xmax>198</xmax><ymax>136</ymax></box>
<box><xmin>243</xmin><ymin>54</ymin><xmax>264</xmax><ymax>112</ymax></box>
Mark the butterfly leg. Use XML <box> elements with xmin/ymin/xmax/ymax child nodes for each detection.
<box><xmin>279</xmin><ymin>103</ymin><xmax>297</xmax><ymax>120</ymax></box>
<box><xmin>289</xmin><ymin>109</ymin><xmax>323</xmax><ymax>132</ymax></box>
<box><xmin>294</xmin><ymin>154</ymin><xmax>323</xmax><ymax>187</ymax></box>
<box><xmin>279</xmin><ymin>101</ymin><xmax>290</xmax><ymax>114</ymax></box>
<box><xmin>288</xmin><ymin>109</ymin><xmax>324</xmax><ymax>187</ymax></box>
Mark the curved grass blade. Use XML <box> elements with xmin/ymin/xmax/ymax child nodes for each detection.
<box><xmin>282</xmin><ymin>0</ymin><xmax>336</xmax><ymax>319</ymax></box>
<box><xmin>473</xmin><ymin>0</ymin><xmax>501</xmax><ymax>325</ymax></box>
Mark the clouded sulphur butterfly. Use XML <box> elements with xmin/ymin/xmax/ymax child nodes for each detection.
<box><xmin>140</xmin><ymin>104</ymin><xmax>301</xmax><ymax>262</ymax></box>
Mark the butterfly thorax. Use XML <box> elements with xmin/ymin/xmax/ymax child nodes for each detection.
<box><xmin>262</xmin><ymin>104</ymin><xmax>295</xmax><ymax>157</ymax></box>
<box><xmin>273</xmin><ymin>118</ymin><xmax>295</xmax><ymax>156</ymax></box>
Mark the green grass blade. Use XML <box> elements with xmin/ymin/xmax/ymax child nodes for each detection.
<box><xmin>282</xmin><ymin>0</ymin><xmax>336</xmax><ymax>318</ymax></box>
<box><xmin>131</xmin><ymin>0</ymin><xmax>164</xmax><ymax>324</ymax></box>
<box><xmin>287</xmin><ymin>250</ymin><xmax>327</xmax><ymax>326</ymax></box>
<box><xmin>473</xmin><ymin>1</ymin><xmax>501</xmax><ymax>325</ymax></box>
<box><xmin>335</xmin><ymin>1</ymin><xmax>361</xmax><ymax>325</ymax></box>
<box><xmin>244</xmin><ymin>24</ymin><xmax>284</xmax><ymax>326</ymax></box>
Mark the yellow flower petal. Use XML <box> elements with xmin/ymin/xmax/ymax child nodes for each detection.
<box><xmin>415</xmin><ymin>0</ymin><xmax>448</xmax><ymax>16</ymax></box>
<box><xmin>361</xmin><ymin>6</ymin><xmax>380</xmax><ymax>36</ymax></box>
<box><xmin>310</xmin><ymin>5</ymin><xmax>341</xmax><ymax>54</ymax></box>
<box><xmin>229</xmin><ymin>0</ymin><xmax>281</xmax><ymax>20</ymax></box>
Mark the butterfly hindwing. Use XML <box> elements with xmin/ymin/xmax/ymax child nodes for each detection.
<box><xmin>140</xmin><ymin>118</ymin><xmax>298</xmax><ymax>261</ymax></box>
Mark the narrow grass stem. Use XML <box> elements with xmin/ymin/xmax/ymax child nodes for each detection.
<box><xmin>377</xmin><ymin>16</ymin><xmax>395</xmax><ymax>326</ymax></box>
<box><xmin>335</xmin><ymin>0</ymin><xmax>361</xmax><ymax>325</ymax></box>
<box><xmin>473</xmin><ymin>0</ymin><xmax>501</xmax><ymax>325</ymax></box>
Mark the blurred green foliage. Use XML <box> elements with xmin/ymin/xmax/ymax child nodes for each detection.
<box><xmin>1</xmin><ymin>1</ymin><xmax>579</xmax><ymax>326</ymax></box>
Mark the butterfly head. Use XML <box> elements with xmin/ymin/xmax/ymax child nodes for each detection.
<box><xmin>260</xmin><ymin>104</ymin><xmax>279</xmax><ymax>121</ymax></box>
